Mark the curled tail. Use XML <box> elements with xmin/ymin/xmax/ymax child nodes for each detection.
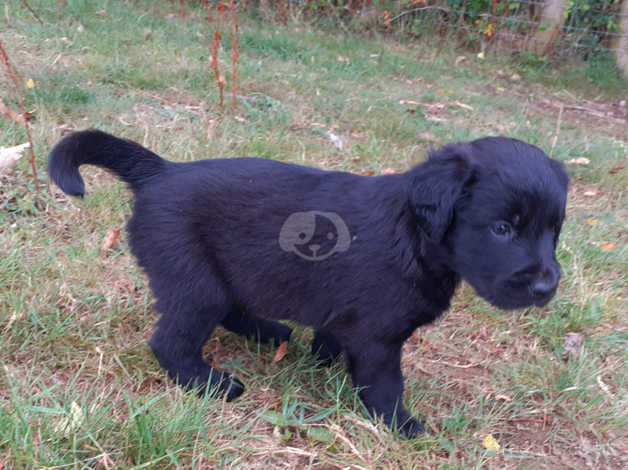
<box><xmin>48</xmin><ymin>129</ymin><xmax>169</xmax><ymax>196</ymax></box>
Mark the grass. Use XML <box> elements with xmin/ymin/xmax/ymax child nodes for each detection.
<box><xmin>1</xmin><ymin>0</ymin><xmax>627</xmax><ymax>468</ymax></box>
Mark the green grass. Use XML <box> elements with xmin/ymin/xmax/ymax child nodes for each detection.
<box><xmin>1</xmin><ymin>1</ymin><xmax>627</xmax><ymax>468</ymax></box>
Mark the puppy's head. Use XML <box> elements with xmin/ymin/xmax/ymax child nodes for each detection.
<box><xmin>409</xmin><ymin>137</ymin><xmax>569</xmax><ymax>310</ymax></box>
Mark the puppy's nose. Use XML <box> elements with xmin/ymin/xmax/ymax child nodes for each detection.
<box><xmin>531</xmin><ymin>279</ymin><xmax>557</xmax><ymax>297</ymax></box>
<box><xmin>531</xmin><ymin>268</ymin><xmax>559</xmax><ymax>298</ymax></box>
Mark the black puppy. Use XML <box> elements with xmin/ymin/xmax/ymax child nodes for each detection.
<box><xmin>48</xmin><ymin>130</ymin><xmax>568</xmax><ymax>437</ymax></box>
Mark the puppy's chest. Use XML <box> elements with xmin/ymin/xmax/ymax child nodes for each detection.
<box><xmin>407</xmin><ymin>272</ymin><xmax>459</xmax><ymax>327</ymax></box>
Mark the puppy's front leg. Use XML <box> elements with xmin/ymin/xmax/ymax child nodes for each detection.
<box><xmin>346</xmin><ymin>342</ymin><xmax>423</xmax><ymax>438</ymax></box>
<box><xmin>311</xmin><ymin>330</ymin><xmax>343</xmax><ymax>366</ymax></box>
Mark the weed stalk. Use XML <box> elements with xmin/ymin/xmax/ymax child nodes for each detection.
<box><xmin>0</xmin><ymin>39</ymin><xmax>38</xmax><ymax>189</ymax></box>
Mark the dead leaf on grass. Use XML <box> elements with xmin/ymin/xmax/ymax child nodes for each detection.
<box><xmin>54</xmin><ymin>401</ymin><xmax>85</xmax><ymax>436</ymax></box>
<box><xmin>586</xmin><ymin>218</ymin><xmax>598</xmax><ymax>226</ymax></box>
<box><xmin>273</xmin><ymin>341</ymin><xmax>289</xmax><ymax>363</ymax></box>
<box><xmin>565</xmin><ymin>157</ymin><xmax>590</xmax><ymax>165</ymax></box>
<box><xmin>381</xmin><ymin>168</ymin><xmax>396</xmax><ymax>175</ymax></box>
<box><xmin>327</xmin><ymin>132</ymin><xmax>343</xmax><ymax>150</ymax></box>
<box><xmin>494</xmin><ymin>394</ymin><xmax>512</xmax><ymax>402</ymax></box>
<box><xmin>600</xmin><ymin>241</ymin><xmax>615</xmax><ymax>252</ymax></box>
<box><xmin>609</xmin><ymin>163</ymin><xmax>625</xmax><ymax>174</ymax></box>
<box><xmin>563</xmin><ymin>332</ymin><xmax>584</xmax><ymax>359</ymax></box>
<box><xmin>5</xmin><ymin>312</ymin><xmax>25</xmax><ymax>331</ymax></box>
<box><xmin>0</xmin><ymin>142</ymin><xmax>30</xmax><ymax>171</ymax></box>
<box><xmin>583</xmin><ymin>191</ymin><xmax>597</xmax><ymax>197</ymax></box>
<box><xmin>398</xmin><ymin>99</ymin><xmax>421</xmax><ymax>106</ymax></box>
<box><xmin>100</xmin><ymin>228</ymin><xmax>121</xmax><ymax>255</ymax></box>
<box><xmin>482</xmin><ymin>434</ymin><xmax>500</xmax><ymax>452</ymax></box>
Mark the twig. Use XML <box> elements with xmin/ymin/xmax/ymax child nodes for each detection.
<box><xmin>391</xmin><ymin>6</ymin><xmax>450</xmax><ymax>23</ymax></box>
<box><xmin>422</xmin><ymin>358</ymin><xmax>483</xmax><ymax>368</ymax></box>
<box><xmin>229</xmin><ymin>0</ymin><xmax>239</xmax><ymax>109</ymax></box>
<box><xmin>550</xmin><ymin>104</ymin><xmax>563</xmax><ymax>158</ymax></box>
<box><xmin>20</xmin><ymin>0</ymin><xmax>43</xmax><ymax>24</ymax></box>
<box><xmin>0</xmin><ymin>99</ymin><xmax>26</xmax><ymax>123</ymax></box>
<box><xmin>0</xmin><ymin>39</ymin><xmax>38</xmax><ymax>188</ymax></box>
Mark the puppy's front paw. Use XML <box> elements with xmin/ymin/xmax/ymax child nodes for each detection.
<box><xmin>397</xmin><ymin>416</ymin><xmax>424</xmax><ymax>439</ymax></box>
<box><xmin>311</xmin><ymin>330</ymin><xmax>343</xmax><ymax>366</ymax></box>
<box><xmin>258</xmin><ymin>322</ymin><xmax>292</xmax><ymax>345</ymax></box>
<box><xmin>195</xmin><ymin>372</ymin><xmax>244</xmax><ymax>401</ymax></box>
<box><xmin>223</xmin><ymin>376</ymin><xmax>244</xmax><ymax>402</ymax></box>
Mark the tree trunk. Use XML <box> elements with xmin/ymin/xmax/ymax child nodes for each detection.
<box><xmin>616</xmin><ymin>0</ymin><xmax>628</xmax><ymax>77</ymax></box>
<box><xmin>528</xmin><ymin>0</ymin><xmax>569</xmax><ymax>56</ymax></box>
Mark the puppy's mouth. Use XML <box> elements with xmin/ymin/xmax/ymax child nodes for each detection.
<box><xmin>479</xmin><ymin>281</ymin><xmax>557</xmax><ymax>310</ymax></box>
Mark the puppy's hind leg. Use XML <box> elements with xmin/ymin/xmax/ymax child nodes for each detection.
<box><xmin>221</xmin><ymin>310</ymin><xmax>292</xmax><ymax>345</ymax></box>
<box><xmin>149</xmin><ymin>300</ymin><xmax>244</xmax><ymax>401</ymax></box>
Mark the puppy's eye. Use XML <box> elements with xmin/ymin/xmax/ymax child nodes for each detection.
<box><xmin>492</xmin><ymin>222</ymin><xmax>512</xmax><ymax>237</ymax></box>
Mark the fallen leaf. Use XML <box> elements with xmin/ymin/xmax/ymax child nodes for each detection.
<box><xmin>337</xmin><ymin>55</ymin><xmax>350</xmax><ymax>64</ymax></box>
<box><xmin>482</xmin><ymin>434</ymin><xmax>500</xmax><ymax>452</ymax></box>
<box><xmin>609</xmin><ymin>163</ymin><xmax>624</xmax><ymax>174</ymax></box>
<box><xmin>362</xmin><ymin>170</ymin><xmax>375</xmax><ymax>176</ymax></box>
<box><xmin>563</xmin><ymin>332</ymin><xmax>584</xmax><ymax>359</ymax></box>
<box><xmin>0</xmin><ymin>100</ymin><xmax>26</xmax><ymax>124</ymax></box>
<box><xmin>100</xmin><ymin>228</ymin><xmax>120</xmax><ymax>255</ymax></box>
<box><xmin>477</xmin><ymin>52</ymin><xmax>485</xmax><ymax>60</ymax></box>
<box><xmin>496</xmin><ymin>87</ymin><xmax>505</xmax><ymax>92</ymax></box>
<box><xmin>600</xmin><ymin>241</ymin><xmax>615</xmax><ymax>252</ymax></box>
<box><xmin>0</xmin><ymin>142</ymin><xmax>30</xmax><ymax>170</ymax></box>
<box><xmin>54</xmin><ymin>401</ymin><xmax>84</xmax><ymax>435</ymax></box>
<box><xmin>455</xmin><ymin>55</ymin><xmax>467</xmax><ymax>65</ymax></box>
<box><xmin>494</xmin><ymin>394</ymin><xmax>512</xmax><ymax>402</ymax></box>
<box><xmin>328</xmin><ymin>132</ymin><xmax>343</xmax><ymax>150</ymax></box>
<box><xmin>273</xmin><ymin>341</ymin><xmax>289</xmax><ymax>363</ymax></box>
<box><xmin>565</xmin><ymin>157</ymin><xmax>590</xmax><ymax>165</ymax></box>
<box><xmin>381</xmin><ymin>168</ymin><xmax>396</xmax><ymax>175</ymax></box>
<box><xmin>596</xmin><ymin>375</ymin><xmax>612</xmax><ymax>396</ymax></box>
<box><xmin>583</xmin><ymin>191</ymin><xmax>597</xmax><ymax>197</ymax></box>
<box><xmin>586</xmin><ymin>218</ymin><xmax>598</xmax><ymax>226</ymax></box>
<box><xmin>26</xmin><ymin>78</ymin><xmax>35</xmax><ymax>89</ymax></box>
<box><xmin>5</xmin><ymin>312</ymin><xmax>25</xmax><ymax>331</ymax></box>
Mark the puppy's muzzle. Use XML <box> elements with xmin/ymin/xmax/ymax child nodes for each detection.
<box><xmin>528</xmin><ymin>264</ymin><xmax>560</xmax><ymax>305</ymax></box>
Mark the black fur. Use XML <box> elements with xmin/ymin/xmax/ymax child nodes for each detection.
<box><xmin>48</xmin><ymin>129</ymin><xmax>568</xmax><ymax>437</ymax></box>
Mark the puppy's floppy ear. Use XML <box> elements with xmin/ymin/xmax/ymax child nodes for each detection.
<box><xmin>408</xmin><ymin>143</ymin><xmax>476</xmax><ymax>242</ymax></box>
